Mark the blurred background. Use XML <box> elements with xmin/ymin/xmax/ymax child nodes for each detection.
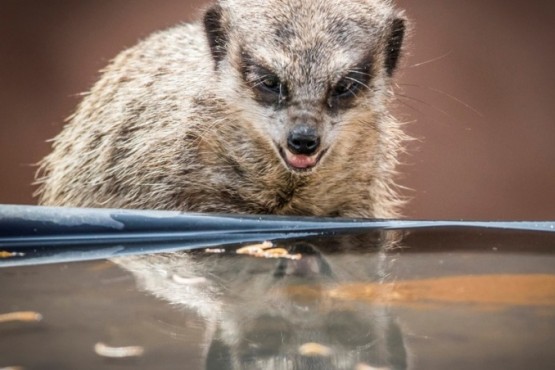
<box><xmin>1</xmin><ymin>0</ymin><xmax>553</xmax><ymax>220</ymax></box>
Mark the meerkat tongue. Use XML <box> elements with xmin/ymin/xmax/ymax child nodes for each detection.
<box><xmin>285</xmin><ymin>151</ymin><xmax>317</xmax><ymax>169</ymax></box>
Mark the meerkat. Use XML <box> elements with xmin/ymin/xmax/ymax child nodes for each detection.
<box><xmin>36</xmin><ymin>0</ymin><xmax>408</xmax><ymax>218</ymax></box>
<box><xmin>116</xmin><ymin>237</ymin><xmax>408</xmax><ymax>370</ymax></box>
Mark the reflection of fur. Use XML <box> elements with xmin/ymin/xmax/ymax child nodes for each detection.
<box><xmin>115</xmin><ymin>236</ymin><xmax>409</xmax><ymax>369</ymax></box>
<box><xmin>36</xmin><ymin>0</ymin><xmax>407</xmax><ymax>218</ymax></box>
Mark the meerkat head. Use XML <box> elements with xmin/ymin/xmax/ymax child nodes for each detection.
<box><xmin>203</xmin><ymin>0</ymin><xmax>406</xmax><ymax>173</ymax></box>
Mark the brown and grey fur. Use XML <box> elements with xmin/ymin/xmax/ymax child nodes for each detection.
<box><xmin>36</xmin><ymin>0</ymin><xmax>408</xmax><ymax>218</ymax></box>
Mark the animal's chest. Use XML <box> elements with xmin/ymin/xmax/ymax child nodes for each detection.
<box><xmin>207</xmin><ymin>152</ymin><xmax>366</xmax><ymax>216</ymax></box>
<box><xmin>263</xmin><ymin>178</ymin><xmax>351</xmax><ymax>216</ymax></box>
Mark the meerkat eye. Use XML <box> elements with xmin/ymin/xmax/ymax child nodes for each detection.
<box><xmin>332</xmin><ymin>78</ymin><xmax>357</xmax><ymax>97</ymax></box>
<box><xmin>250</xmin><ymin>68</ymin><xmax>288</xmax><ymax>105</ymax></box>
<box><xmin>330</xmin><ymin>67</ymin><xmax>372</xmax><ymax>100</ymax></box>
<box><xmin>241</xmin><ymin>56</ymin><xmax>288</xmax><ymax>105</ymax></box>
<box><xmin>328</xmin><ymin>69</ymin><xmax>372</xmax><ymax>110</ymax></box>
<box><xmin>260</xmin><ymin>74</ymin><xmax>282</xmax><ymax>93</ymax></box>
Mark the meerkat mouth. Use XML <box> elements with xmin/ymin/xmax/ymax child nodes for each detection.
<box><xmin>279</xmin><ymin>147</ymin><xmax>327</xmax><ymax>172</ymax></box>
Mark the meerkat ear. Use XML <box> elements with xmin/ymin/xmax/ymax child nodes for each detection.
<box><xmin>203</xmin><ymin>4</ymin><xmax>228</xmax><ymax>66</ymax></box>
<box><xmin>385</xmin><ymin>17</ymin><xmax>406</xmax><ymax>76</ymax></box>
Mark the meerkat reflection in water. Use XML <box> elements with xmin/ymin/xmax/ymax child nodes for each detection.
<box><xmin>36</xmin><ymin>0</ymin><xmax>408</xmax><ymax>218</ymax></box>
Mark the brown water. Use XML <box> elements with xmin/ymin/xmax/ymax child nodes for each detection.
<box><xmin>1</xmin><ymin>228</ymin><xmax>554</xmax><ymax>369</ymax></box>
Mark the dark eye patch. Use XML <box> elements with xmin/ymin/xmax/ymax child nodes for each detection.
<box><xmin>331</xmin><ymin>70</ymin><xmax>369</xmax><ymax>98</ymax></box>
<box><xmin>241</xmin><ymin>53</ymin><xmax>288</xmax><ymax>106</ymax></box>
<box><xmin>328</xmin><ymin>56</ymin><xmax>374</xmax><ymax>110</ymax></box>
<box><xmin>249</xmin><ymin>66</ymin><xmax>285</xmax><ymax>96</ymax></box>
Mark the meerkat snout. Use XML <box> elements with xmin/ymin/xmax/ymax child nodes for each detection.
<box><xmin>287</xmin><ymin>125</ymin><xmax>320</xmax><ymax>156</ymax></box>
<box><xmin>284</xmin><ymin>125</ymin><xmax>321</xmax><ymax>170</ymax></box>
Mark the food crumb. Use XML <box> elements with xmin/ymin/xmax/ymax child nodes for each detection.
<box><xmin>236</xmin><ymin>241</ymin><xmax>274</xmax><ymax>254</ymax></box>
<box><xmin>0</xmin><ymin>311</ymin><xmax>42</xmax><ymax>324</ymax></box>
<box><xmin>204</xmin><ymin>248</ymin><xmax>226</xmax><ymax>254</ymax></box>
<box><xmin>171</xmin><ymin>275</ymin><xmax>207</xmax><ymax>285</ymax></box>
<box><xmin>298</xmin><ymin>342</ymin><xmax>332</xmax><ymax>357</ymax></box>
<box><xmin>0</xmin><ymin>251</ymin><xmax>25</xmax><ymax>258</ymax></box>
<box><xmin>236</xmin><ymin>242</ymin><xmax>301</xmax><ymax>260</ymax></box>
<box><xmin>94</xmin><ymin>342</ymin><xmax>144</xmax><ymax>358</ymax></box>
<box><xmin>355</xmin><ymin>363</ymin><xmax>389</xmax><ymax>370</ymax></box>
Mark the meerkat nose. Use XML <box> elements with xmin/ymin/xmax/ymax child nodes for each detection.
<box><xmin>287</xmin><ymin>125</ymin><xmax>320</xmax><ymax>156</ymax></box>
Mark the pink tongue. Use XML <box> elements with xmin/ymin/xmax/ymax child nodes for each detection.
<box><xmin>285</xmin><ymin>151</ymin><xmax>317</xmax><ymax>169</ymax></box>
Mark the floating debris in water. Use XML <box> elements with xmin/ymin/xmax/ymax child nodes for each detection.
<box><xmin>0</xmin><ymin>366</ymin><xmax>25</xmax><ymax>370</ymax></box>
<box><xmin>0</xmin><ymin>251</ymin><xmax>25</xmax><ymax>258</ymax></box>
<box><xmin>94</xmin><ymin>342</ymin><xmax>144</xmax><ymax>358</ymax></box>
<box><xmin>236</xmin><ymin>241</ymin><xmax>273</xmax><ymax>254</ymax></box>
<box><xmin>298</xmin><ymin>342</ymin><xmax>332</xmax><ymax>357</ymax></box>
<box><xmin>236</xmin><ymin>241</ymin><xmax>302</xmax><ymax>260</ymax></box>
<box><xmin>260</xmin><ymin>247</ymin><xmax>288</xmax><ymax>257</ymax></box>
<box><xmin>171</xmin><ymin>274</ymin><xmax>207</xmax><ymax>285</ymax></box>
<box><xmin>260</xmin><ymin>247</ymin><xmax>302</xmax><ymax>260</ymax></box>
<box><xmin>204</xmin><ymin>248</ymin><xmax>226</xmax><ymax>253</ymax></box>
<box><xmin>355</xmin><ymin>364</ymin><xmax>389</xmax><ymax>370</ymax></box>
<box><xmin>0</xmin><ymin>311</ymin><xmax>42</xmax><ymax>324</ymax></box>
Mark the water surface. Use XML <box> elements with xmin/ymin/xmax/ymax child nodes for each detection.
<box><xmin>1</xmin><ymin>227</ymin><xmax>554</xmax><ymax>369</ymax></box>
